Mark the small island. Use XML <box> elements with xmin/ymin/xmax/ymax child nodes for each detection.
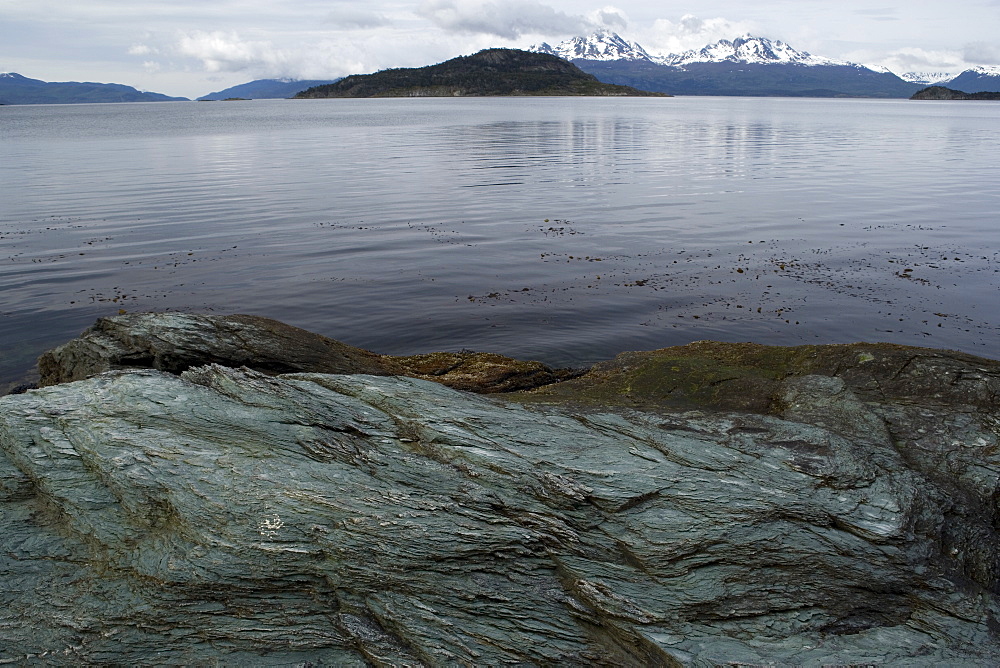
<box><xmin>911</xmin><ymin>85</ymin><xmax>1000</xmax><ymax>100</ymax></box>
<box><xmin>294</xmin><ymin>48</ymin><xmax>667</xmax><ymax>98</ymax></box>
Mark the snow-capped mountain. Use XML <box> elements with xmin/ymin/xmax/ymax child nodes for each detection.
<box><xmin>946</xmin><ymin>66</ymin><xmax>1000</xmax><ymax>93</ymax></box>
<box><xmin>899</xmin><ymin>71</ymin><xmax>959</xmax><ymax>85</ymax></box>
<box><xmin>660</xmin><ymin>35</ymin><xmax>846</xmax><ymax>68</ymax></box>
<box><xmin>531</xmin><ymin>30</ymin><xmax>653</xmax><ymax>62</ymax></box>
<box><xmin>531</xmin><ymin>31</ymin><xmax>1000</xmax><ymax>97</ymax></box>
<box><xmin>532</xmin><ymin>32</ymin><xmax>848</xmax><ymax>68</ymax></box>
<box><xmin>531</xmin><ymin>31</ymin><xmax>922</xmax><ymax>98</ymax></box>
<box><xmin>969</xmin><ymin>65</ymin><xmax>1000</xmax><ymax>76</ymax></box>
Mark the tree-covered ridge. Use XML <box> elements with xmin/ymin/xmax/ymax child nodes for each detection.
<box><xmin>294</xmin><ymin>49</ymin><xmax>666</xmax><ymax>98</ymax></box>
<box><xmin>911</xmin><ymin>85</ymin><xmax>1000</xmax><ymax>100</ymax></box>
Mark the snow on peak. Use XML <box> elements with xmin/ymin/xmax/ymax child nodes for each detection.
<box><xmin>530</xmin><ymin>31</ymin><xmax>653</xmax><ymax>62</ymax></box>
<box><xmin>898</xmin><ymin>66</ymin><xmax>999</xmax><ymax>85</ymax></box>
<box><xmin>532</xmin><ymin>32</ymin><xmax>863</xmax><ymax>70</ymax></box>
<box><xmin>969</xmin><ymin>65</ymin><xmax>1000</xmax><ymax>76</ymax></box>
<box><xmin>898</xmin><ymin>71</ymin><xmax>958</xmax><ymax>85</ymax></box>
<box><xmin>661</xmin><ymin>35</ymin><xmax>846</xmax><ymax>67</ymax></box>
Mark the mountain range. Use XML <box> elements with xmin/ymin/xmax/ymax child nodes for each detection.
<box><xmin>943</xmin><ymin>67</ymin><xmax>1000</xmax><ymax>92</ymax></box>
<box><xmin>0</xmin><ymin>72</ymin><xmax>188</xmax><ymax>105</ymax></box>
<box><xmin>4</xmin><ymin>32</ymin><xmax>999</xmax><ymax>105</ymax></box>
<box><xmin>197</xmin><ymin>78</ymin><xmax>341</xmax><ymax>101</ymax></box>
<box><xmin>531</xmin><ymin>31</ymin><xmax>1000</xmax><ymax>97</ymax></box>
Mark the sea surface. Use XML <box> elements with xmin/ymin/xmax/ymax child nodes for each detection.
<box><xmin>2</xmin><ymin>96</ymin><xmax>998</xmax><ymax>387</ymax></box>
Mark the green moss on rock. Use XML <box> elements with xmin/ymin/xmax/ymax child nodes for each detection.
<box><xmin>510</xmin><ymin>340</ymin><xmax>1000</xmax><ymax>414</ymax></box>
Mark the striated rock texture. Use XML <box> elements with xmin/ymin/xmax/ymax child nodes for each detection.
<box><xmin>36</xmin><ymin>312</ymin><xmax>390</xmax><ymax>384</ymax></box>
<box><xmin>2</xmin><ymin>320</ymin><xmax>1000</xmax><ymax>663</ymax></box>
<box><xmin>36</xmin><ymin>313</ymin><xmax>578</xmax><ymax>394</ymax></box>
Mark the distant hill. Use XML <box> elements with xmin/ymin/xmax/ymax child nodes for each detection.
<box><xmin>0</xmin><ymin>73</ymin><xmax>188</xmax><ymax>105</ymax></box>
<box><xmin>578</xmin><ymin>59</ymin><xmax>921</xmax><ymax>98</ymax></box>
<box><xmin>198</xmin><ymin>78</ymin><xmax>342</xmax><ymax>101</ymax></box>
<box><xmin>295</xmin><ymin>49</ymin><xmax>666</xmax><ymax>98</ymax></box>
<box><xmin>532</xmin><ymin>32</ymin><xmax>922</xmax><ymax>98</ymax></box>
<box><xmin>944</xmin><ymin>67</ymin><xmax>1000</xmax><ymax>94</ymax></box>
<box><xmin>911</xmin><ymin>86</ymin><xmax>1000</xmax><ymax>100</ymax></box>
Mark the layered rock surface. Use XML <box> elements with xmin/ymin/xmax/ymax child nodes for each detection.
<box><xmin>36</xmin><ymin>313</ymin><xmax>579</xmax><ymax>393</ymax></box>
<box><xmin>2</xmin><ymin>314</ymin><xmax>1000</xmax><ymax>664</ymax></box>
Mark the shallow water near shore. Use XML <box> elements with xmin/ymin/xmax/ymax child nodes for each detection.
<box><xmin>1</xmin><ymin>96</ymin><xmax>998</xmax><ymax>384</ymax></box>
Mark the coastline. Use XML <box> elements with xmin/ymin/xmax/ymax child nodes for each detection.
<box><xmin>10</xmin><ymin>311</ymin><xmax>996</xmax><ymax>400</ymax></box>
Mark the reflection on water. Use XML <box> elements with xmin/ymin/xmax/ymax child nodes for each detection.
<box><xmin>1</xmin><ymin>97</ymin><xmax>998</xmax><ymax>386</ymax></box>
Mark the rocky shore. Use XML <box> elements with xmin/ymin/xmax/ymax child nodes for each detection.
<box><xmin>2</xmin><ymin>313</ymin><xmax>999</xmax><ymax>665</ymax></box>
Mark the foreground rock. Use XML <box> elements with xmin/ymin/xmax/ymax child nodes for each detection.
<box><xmin>2</xmin><ymin>316</ymin><xmax>999</xmax><ymax>664</ymax></box>
<box><xmin>514</xmin><ymin>339</ymin><xmax>1000</xmax><ymax>413</ymax></box>
<box><xmin>37</xmin><ymin>312</ymin><xmax>388</xmax><ymax>384</ymax></box>
<box><xmin>37</xmin><ymin>313</ymin><xmax>578</xmax><ymax>393</ymax></box>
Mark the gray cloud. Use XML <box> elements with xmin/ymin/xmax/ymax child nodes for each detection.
<box><xmin>323</xmin><ymin>7</ymin><xmax>391</xmax><ymax>29</ymax></box>
<box><xmin>963</xmin><ymin>41</ymin><xmax>1000</xmax><ymax>64</ymax></box>
<box><xmin>592</xmin><ymin>7</ymin><xmax>628</xmax><ymax>30</ymax></box>
<box><xmin>854</xmin><ymin>7</ymin><xmax>898</xmax><ymax>16</ymax></box>
<box><xmin>864</xmin><ymin>46</ymin><xmax>966</xmax><ymax>74</ymax></box>
<box><xmin>418</xmin><ymin>0</ymin><xmax>590</xmax><ymax>39</ymax></box>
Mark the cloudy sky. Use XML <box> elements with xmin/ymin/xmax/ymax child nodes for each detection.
<box><xmin>2</xmin><ymin>0</ymin><xmax>998</xmax><ymax>98</ymax></box>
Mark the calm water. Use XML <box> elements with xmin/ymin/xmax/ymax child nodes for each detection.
<box><xmin>2</xmin><ymin>97</ymin><xmax>999</xmax><ymax>387</ymax></box>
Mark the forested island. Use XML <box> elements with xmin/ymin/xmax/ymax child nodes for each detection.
<box><xmin>911</xmin><ymin>85</ymin><xmax>1000</xmax><ymax>100</ymax></box>
<box><xmin>295</xmin><ymin>48</ymin><xmax>666</xmax><ymax>98</ymax></box>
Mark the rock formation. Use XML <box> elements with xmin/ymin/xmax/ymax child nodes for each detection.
<box><xmin>2</xmin><ymin>313</ymin><xmax>999</xmax><ymax>664</ymax></box>
<box><xmin>36</xmin><ymin>313</ymin><xmax>579</xmax><ymax>393</ymax></box>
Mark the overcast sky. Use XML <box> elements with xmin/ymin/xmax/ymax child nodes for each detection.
<box><xmin>2</xmin><ymin>0</ymin><xmax>998</xmax><ymax>98</ymax></box>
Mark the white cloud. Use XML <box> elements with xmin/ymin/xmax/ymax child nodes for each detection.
<box><xmin>418</xmin><ymin>0</ymin><xmax>590</xmax><ymax>39</ymax></box>
<box><xmin>642</xmin><ymin>14</ymin><xmax>760</xmax><ymax>56</ymax></box>
<box><xmin>128</xmin><ymin>44</ymin><xmax>157</xmax><ymax>56</ymax></box>
<box><xmin>176</xmin><ymin>30</ymin><xmax>291</xmax><ymax>74</ymax></box>
<box><xmin>173</xmin><ymin>30</ymin><xmax>376</xmax><ymax>80</ymax></box>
